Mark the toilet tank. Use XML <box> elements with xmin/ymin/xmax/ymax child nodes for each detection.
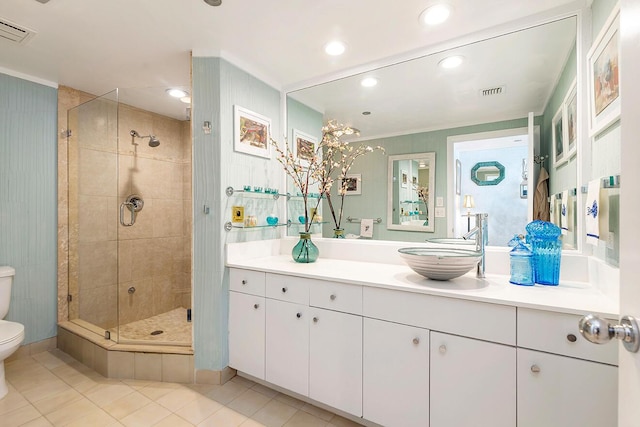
<box><xmin>0</xmin><ymin>266</ymin><xmax>15</xmax><ymax>319</ymax></box>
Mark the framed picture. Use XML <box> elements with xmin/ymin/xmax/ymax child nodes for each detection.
<box><xmin>552</xmin><ymin>105</ymin><xmax>566</xmax><ymax>167</ymax></box>
<box><xmin>234</xmin><ymin>105</ymin><xmax>271</xmax><ymax>158</ymax></box>
<box><xmin>343</xmin><ymin>174</ymin><xmax>361</xmax><ymax>195</ymax></box>
<box><xmin>564</xmin><ymin>79</ymin><xmax>578</xmax><ymax>158</ymax></box>
<box><xmin>401</xmin><ymin>170</ymin><xmax>408</xmax><ymax>188</ymax></box>
<box><xmin>292</xmin><ymin>129</ymin><xmax>318</xmax><ymax>167</ymax></box>
<box><xmin>412</xmin><ymin>176</ymin><xmax>418</xmax><ymax>185</ymax></box>
<box><xmin>587</xmin><ymin>4</ymin><xmax>620</xmax><ymax>137</ymax></box>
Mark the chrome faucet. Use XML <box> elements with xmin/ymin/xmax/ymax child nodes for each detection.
<box><xmin>462</xmin><ymin>213</ymin><xmax>488</xmax><ymax>278</ymax></box>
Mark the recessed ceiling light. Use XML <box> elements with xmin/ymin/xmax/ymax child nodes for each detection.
<box><xmin>419</xmin><ymin>3</ymin><xmax>452</xmax><ymax>26</ymax></box>
<box><xmin>180</xmin><ymin>96</ymin><xmax>191</xmax><ymax>104</ymax></box>
<box><xmin>361</xmin><ymin>77</ymin><xmax>378</xmax><ymax>87</ymax></box>
<box><xmin>324</xmin><ymin>41</ymin><xmax>346</xmax><ymax>56</ymax></box>
<box><xmin>166</xmin><ymin>88</ymin><xmax>188</xmax><ymax>98</ymax></box>
<box><xmin>439</xmin><ymin>55</ymin><xmax>464</xmax><ymax>69</ymax></box>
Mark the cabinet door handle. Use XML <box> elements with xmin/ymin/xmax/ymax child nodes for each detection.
<box><xmin>313</xmin><ymin>317</ymin><xmax>319</xmax><ymax>323</ymax></box>
<box><xmin>296</xmin><ymin>312</ymin><xmax>302</xmax><ymax>318</ymax></box>
<box><xmin>439</xmin><ymin>345</ymin><xmax>447</xmax><ymax>354</ymax></box>
<box><xmin>566</xmin><ymin>333</ymin><xmax>577</xmax><ymax>342</ymax></box>
<box><xmin>253</xmin><ymin>303</ymin><xmax>259</xmax><ymax>309</ymax></box>
<box><xmin>330</xmin><ymin>294</ymin><xmax>336</xmax><ymax>301</ymax></box>
<box><xmin>282</xmin><ymin>287</ymin><xmax>288</xmax><ymax>293</ymax></box>
<box><xmin>242</xmin><ymin>280</ymin><xmax>247</xmax><ymax>285</ymax></box>
<box><xmin>413</xmin><ymin>338</ymin><xmax>420</xmax><ymax>345</ymax></box>
<box><xmin>531</xmin><ymin>364</ymin><xmax>541</xmax><ymax>373</ymax></box>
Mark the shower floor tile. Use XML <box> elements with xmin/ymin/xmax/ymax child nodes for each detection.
<box><xmin>113</xmin><ymin>308</ymin><xmax>192</xmax><ymax>345</ymax></box>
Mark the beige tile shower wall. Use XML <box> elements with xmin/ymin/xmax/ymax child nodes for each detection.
<box><xmin>117</xmin><ymin>104</ymin><xmax>192</xmax><ymax>326</ymax></box>
<box><xmin>58</xmin><ymin>87</ymin><xmax>193</xmax><ymax>331</ymax></box>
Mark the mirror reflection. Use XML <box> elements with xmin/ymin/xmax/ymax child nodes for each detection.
<box><xmin>387</xmin><ymin>153</ymin><xmax>436</xmax><ymax>232</ymax></box>
<box><xmin>286</xmin><ymin>16</ymin><xmax>577</xmax><ymax>246</ymax></box>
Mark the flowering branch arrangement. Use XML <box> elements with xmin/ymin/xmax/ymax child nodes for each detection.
<box><xmin>414</xmin><ymin>184</ymin><xmax>429</xmax><ymax>222</ymax></box>
<box><xmin>271</xmin><ymin>120</ymin><xmax>384</xmax><ymax>234</ymax></box>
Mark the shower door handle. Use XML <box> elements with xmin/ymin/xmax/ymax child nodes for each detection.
<box><xmin>120</xmin><ymin>202</ymin><xmax>136</xmax><ymax>226</ymax></box>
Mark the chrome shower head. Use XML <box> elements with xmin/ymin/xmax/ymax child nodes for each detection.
<box><xmin>130</xmin><ymin>130</ymin><xmax>160</xmax><ymax>147</ymax></box>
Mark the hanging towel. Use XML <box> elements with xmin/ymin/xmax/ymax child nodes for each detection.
<box><xmin>360</xmin><ymin>218</ymin><xmax>374</xmax><ymax>238</ymax></box>
<box><xmin>560</xmin><ymin>190</ymin><xmax>569</xmax><ymax>235</ymax></box>
<box><xmin>585</xmin><ymin>179</ymin><xmax>600</xmax><ymax>245</ymax></box>
<box><xmin>534</xmin><ymin>166</ymin><xmax>550</xmax><ymax>221</ymax></box>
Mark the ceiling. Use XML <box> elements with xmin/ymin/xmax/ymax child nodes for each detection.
<box><xmin>0</xmin><ymin>0</ymin><xmax>578</xmax><ymax>121</ymax></box>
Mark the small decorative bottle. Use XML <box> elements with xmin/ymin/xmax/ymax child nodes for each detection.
<box><xmin>509</xmin><ymin>237</ymin><xmax>534</xmax><ymax>286</ymax></box>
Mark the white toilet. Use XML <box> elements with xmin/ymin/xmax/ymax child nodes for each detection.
<box><xmin>0</xmin><ymin>266</ymin><xmax>25</xmax><ymax>399</ymax></box>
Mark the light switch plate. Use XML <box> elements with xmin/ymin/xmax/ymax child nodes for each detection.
<box><xmin>436</xmin><ymin>197</ymin><xmax>444</xmax><ymax>207</ymax></box>
<box><xmin>435</xmin><ymin>207</ymin><xmax>446</xmax><ymax>218</ymax></box>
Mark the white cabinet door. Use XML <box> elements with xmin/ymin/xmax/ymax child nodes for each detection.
<box><xmin>363</xmin><ymin>318</ymin><xmax>429</xmax><ymax>427</ymax></box>
<box><xmin>309</xmin><ymin>308</ymin><xmax>362</xmax><ymax>417</ymax></box>
<box><xmin>229</xmin><ymin>291</ymin><xmax>265</xmax><ymax>380</ymax></box>
<box><xmin>517</xmin><ymin>348</ymin><xmax>618</xmax><ymax>427</ymax></box>
<box><xmin>430</xmin><ymin>331</ymin><xmax>516</xmax><ymax>427</ymax></box>
<box><xmin>265</xmin><ymin>298</ymin><xmax>309</xmax><ymax>396</ymax></box>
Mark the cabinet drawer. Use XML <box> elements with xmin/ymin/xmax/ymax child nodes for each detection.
<box><xmin>229</xmin><ymin>269</ymin><xmax>265</xmax><ymax>296</ymax></box>
<box><xmin>363</xmin><ymin>287</ymin><xmax>515</xmax><ymax>345</ymax></box>
<box><xmin>517</xmin><ymin>308</ymin><xmax>618</xmax><ymax>365</ymax></box>
<box><xmin>266</xmin><ymin>273</ymin><xmax>309</xmax><ymax>304</ymax></box>
<box><xmin>310</xmin><ymin>280</ymin><xmax>362</xmax><ymax>315</ymax></box>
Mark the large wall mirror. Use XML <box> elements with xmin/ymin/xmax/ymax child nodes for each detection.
<box><xmin>286</xmin><ymin>16</ymin><xmax>578</xmax><ymax>245</ymax></box>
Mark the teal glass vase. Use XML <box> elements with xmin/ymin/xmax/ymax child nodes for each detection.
<box><xmin>292</xmin><ymin>232</ymin><xmax>319</xmax><ymax>263</ymax></box>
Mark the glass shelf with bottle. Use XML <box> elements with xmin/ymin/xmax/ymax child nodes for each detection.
<box><xmin>226</xmin><ymin>186</ymin><xmax>285</xmax><ymax>200</ymax></box>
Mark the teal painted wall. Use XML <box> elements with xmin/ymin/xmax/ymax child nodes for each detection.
<box><xmin>0</xmin><ymin>73</ymin><xmax>58</xmax><ymax>344</ymax></box>
<box><xmin>192</xmin><ymin>57</ymin><xmax>282</xmax><ymax>371</ymax></box>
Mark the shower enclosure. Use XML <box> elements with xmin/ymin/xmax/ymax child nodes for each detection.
<box><xmin>66</xmin><ymin>88</ymin><xmax>192</xmax><ymax>346</ymax></box>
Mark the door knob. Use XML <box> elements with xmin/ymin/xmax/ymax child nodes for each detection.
<box><xmin>579</xmin><ymin>314</ymin><xmax>640</xmax><ymax>353</ymax></box>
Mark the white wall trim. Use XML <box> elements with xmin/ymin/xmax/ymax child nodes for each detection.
<box><xmin>0</xmin><ymin>66</ymin><xmax>58</xmax><ymax>88</ymax></box>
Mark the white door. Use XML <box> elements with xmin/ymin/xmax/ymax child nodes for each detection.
<box><xmin>618</xmin><ymin>0</ymin><xmax>640</xmax><ymax>424</ymax></box>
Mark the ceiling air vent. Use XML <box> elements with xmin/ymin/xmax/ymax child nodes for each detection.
<box><xmin>480</xmin><ymin>86</ymin><xmax>506</xmax><ymax>97</ymax></box>
<box><xmin>0</xmin><ymin>18</ymin><xmax>36</xmax><ymax>45</ymax></box>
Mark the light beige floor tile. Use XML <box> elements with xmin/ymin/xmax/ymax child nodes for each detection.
<box><xmin>174</xmin><ymin>395</ymin><xmax>223</xmax><ymax>425</ymax></box>
<box><xmin>0</xmin><ymin>385</ymin><xmax>29</xmax><ymax>416</ymax></box>
<box><xmin>137</xmin><ymin>381</ymin><xmax>182</xmax><ymax>401</ymax></box>
<box><xmin>240</xmin><ymin>419</ymin><xmax>268</xmax><ymax>427</ymax></box>
<box><xmin>327</xmin><ymin>415</ymin><xmax>363</xmax><ymax>427</ymax></box>
<box><xmin>155</xmin><ymin>386</ymin><xmax>200</xmax><ymax>412</ymax></box>
<box><xmin>204</xmin><ymin>380</ymin><xmax>249</xmax><ymax>405</ymax></box>
<box><xmin>274</xmin><ymin>394</ymin><xmax>305</xmax><ymax>410</ymax></box>
<box><xmin>85</xmin><ymin>382</ymin><xmax>135</xmax><ymax>407</ymax></box>
<box><xmin>198</xmin><ymin>407</ymin><xmax>248</xmax><ymax>427</ymax></box>
<box><xmin>18</xmin><ymin>416</ymin><xmax>54</xmax><ymax>427</ymax></box>
<box><xmin>250</xmin><ymin>400</ymin><xmax>298</xmax><ymax>427</ymax></box>
<box><xmin>120</xmin><ymin>401</ymin><xmax>171</xmax><ymax>427</ymax></box>
<box><xmin>44</xmin><ymin>397</ymin><xmax>103</xmax><ymax>426</ymax></box>
<box><xmin>31</xmin><ymin>387</ymin><xmax>84</xmax><ymax>415</ymax></box>
<box><xmin>32</xmin><ymin>350</ymin><xmax>68</xmax><ymax>370</ymax></box>
<box><xmin>186</xmin><ymin>383</ymin><xmax>217</xmax><ymax>395</ymax></box>
<box><xmin>227</xmin><ymin>388</ymin><xmax>272</xmax><ymax>417</ymax></box>
<box><xmin>153</xmin><ymin>413</ymin><xmax>195</xmax><ymax>427</ymax></box>
<box><xmin>65</xmin><ymin>408</ymin><xmax>118</xmax><ymax>427</ymax></box>
<box><xmin>251</xmin><ymin>383</ymin><xmax>279</xmax><ymax>399</ymax></box>
<box><xmin>300</xmin><ymin>403</ymin><xmax>335</xmax><ymax>421</ymax></box>
<box><xmin>22</xmin><ymin>377</ymin><xmax>73</xmax><ymax>403</ymax></box>
<box><xmin>102</xmin><ymin>391</ymin><xmax>152</xmax><ymax>420</ymax></box>
<box><xmin>231</xmin><ymin>375</ymin><xmax>256</xmax><ymax>388</ymax></box>
<box><xmin>2</xmin><ymin>404</ymin><xmax>41</xmax><ymax>427</ymax></box>
<box><xmin>120</xmin><ymin>378</ymin><xmax>152</xmax><ymax>390</ymax></box>
<box><xmin>283</xmin><ymin>410</ymin><xmax>329</xmax><ymax>427</ymax></box>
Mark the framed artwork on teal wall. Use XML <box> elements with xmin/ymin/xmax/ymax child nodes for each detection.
<box><xmin>234</xmin><ymin>105</ymin><xmax>272</xmax><ymax>158</ymax></box>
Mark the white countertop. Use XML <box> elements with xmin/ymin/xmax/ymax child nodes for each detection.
<box><xmin>227</xmin><ymin>255</ymin><xmax>619</xmax><ymax>318</ymax></box>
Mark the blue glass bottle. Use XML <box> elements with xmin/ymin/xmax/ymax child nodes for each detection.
<box><xmin>509</xmin><ymin>239</ymin><xmax>534</xmax><ymax>286</ymax></box>
<box><xmin>525</xmin><ymin>220</ymin><xmax>562</xmax><ymax>285</ymax></box>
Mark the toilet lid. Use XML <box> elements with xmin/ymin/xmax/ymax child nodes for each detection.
<box><xmin>0</xmin><ymin>320</ymin><xmax>24</xmax><ymax>344</ymax></box>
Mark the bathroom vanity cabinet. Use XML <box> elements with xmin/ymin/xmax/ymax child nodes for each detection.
<box><xmin>228</xmin><ymin>266</ymin><xmax>618</xmax><ymax>427</ymax></box>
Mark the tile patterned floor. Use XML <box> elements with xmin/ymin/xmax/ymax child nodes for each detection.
<box><xmin>2</xmin><ymin>350</ymin><xmax>363</xmax><ymax>427</ymax></box>
<box><xmin>111</xmin><ymin>308</ymin><xmax>192</xmax><ymax>345</ymax></box>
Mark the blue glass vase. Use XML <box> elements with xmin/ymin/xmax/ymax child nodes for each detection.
<box><xmin>292</xmin><ymin>232</ymin><xmax>319</xmax><ymax>263</ymax></box>
<box><xmin>525</xmin><ymin>220</ymin><xmax>562</xmax><ymax>285</ymax></box>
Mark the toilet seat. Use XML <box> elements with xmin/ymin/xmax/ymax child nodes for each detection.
<box><xmin>0</xmin><ymin>320</ymin><xmax>24</xmax><ymax>345</ymax></box>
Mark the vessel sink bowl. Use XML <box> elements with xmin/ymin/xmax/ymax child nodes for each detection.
<box><xmin>398</xmin><ymin>247</ymin><xmax>482</xmax><ymax>281</ymax></box>
<box><xmin>426</xmin><ymin>238</ymin><xmax>477</xmax><ymax>249</ymax></box>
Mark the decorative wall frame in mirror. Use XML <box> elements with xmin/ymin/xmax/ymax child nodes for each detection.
<box><xmin>387</xmin><ymin>152</ymin><xmax>436</xmax><ymax>232</ymax></box>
